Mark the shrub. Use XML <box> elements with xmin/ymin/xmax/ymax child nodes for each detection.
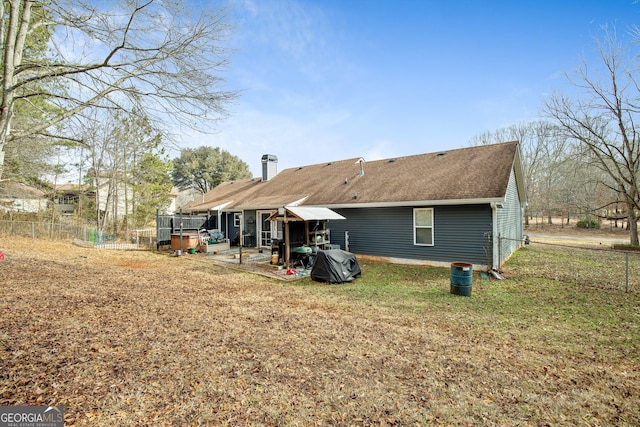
<box><xmin>576</xmin><ymin>218</ymin><xmax>601</xmax><ymax>229</ymax></box>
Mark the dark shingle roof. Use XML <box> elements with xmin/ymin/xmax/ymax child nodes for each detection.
<box><xmin>180</xmin><ymin>178</ymin><xmax>264</xmax><ymax>211</ymax></box>
<box><xmin>184</xmin><ymin>141</ymin><xmax>522</xmax><ymax>212</ymax></box>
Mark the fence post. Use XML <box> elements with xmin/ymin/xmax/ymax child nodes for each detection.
<box><xmin>32</xmin><ymin>222</ymin><xmax>35</xmax><ymax>240</ymax></box>
<box><xmin>498</xmin><ymin>232</ymin><xmax>502</xmax><ymax>272</ymax></box>
<box><xmin>626</xmin><ymin>252</ymin><xmax>629</xmax><ymax>293</ymax></box>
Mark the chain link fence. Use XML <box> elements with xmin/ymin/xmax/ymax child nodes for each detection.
<box><xmin>0</xmin><ymin>220</ymin><xmax>156</xmax><ymax>250</ymax></box>
<box><xmin>501</xmin><ymin>235</ymin><xmax>639</xmax><ymax>293</ymax></box>
<box><xmin>1</xmin><ymin>220</ymin><xmax>637</xmax><ymax>291</ymax></box>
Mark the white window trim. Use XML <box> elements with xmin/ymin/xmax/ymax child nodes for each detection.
<box><xmin>413</xmin><ymin>207</ymin><xmax>434</xmax><ymax>246</ymax></box>
<box><xmin>233</xmin><ymin>213</ymin><xmax>241</xmax><ymax>228</ymax></box>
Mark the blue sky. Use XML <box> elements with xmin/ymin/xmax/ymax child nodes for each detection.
<box><xmin>185</xmin><ymin>0</ymin><xmax>640</xmax><ymax>177</ymax></box>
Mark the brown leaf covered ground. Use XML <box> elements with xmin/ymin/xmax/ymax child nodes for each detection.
<box><xmin>1</xmin><ymin>236</ymin><xmax>639</xmax><ymax>426</ymax></box>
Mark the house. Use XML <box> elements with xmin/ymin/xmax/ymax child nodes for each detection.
<box><xmin>53</xmin><ymin>181</ymin><xmax>179</xmax><ymax>217</ymax></box>
<box><xmin>161</xmin><ymin>187</ymin><xmax>182</xmax><ymax>215</ymax></box>
<box><xmin>92</xmin><ymin>172</ymin><xmax>135</xmax><ymax>221</ymax></box>
<box><xmin>0</xmin><ymin>181</ymin><xmax>49</xmax><ymax>213</ymax></box>
<box><xmin>181</xmin><ymin>142</ymin><xmax>527</xmax><ymax>269</ymax></box>
<box><xmin>53</xmin><ymin>183</ymin><xmax>95</xmax><ymax>215</ymax></box>
<box><xmin>173</xmin><ymin>187</ymin><xmax>203</xmax><ymax>213</ymax></box>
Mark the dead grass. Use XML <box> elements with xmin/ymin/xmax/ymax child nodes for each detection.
<box><xmin>525</xmin><ymin>217</ymin><xmax>630</xmax><ymax>239</ymax></box>
<box><xmin>1</xmin><ymin>236</ymin><xmax>639</xmax><ymax>426</ymax></box>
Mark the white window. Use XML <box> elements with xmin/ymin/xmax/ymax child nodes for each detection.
<box><xmin>234</xmin><ymin>213</ymin><xmax>241</xmax><ymax>227</ymax></box>
<box><xmin>414</xmin><ymin>208</ymin><xmax>434</xmax><ymax>246</ymax></box>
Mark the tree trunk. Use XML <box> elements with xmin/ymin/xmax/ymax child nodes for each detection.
<box><xmin>0</xmin><ymin>0</ymin><xmax>33</xmax><ymax>181</ymax></box>
<box><xmin>626</xmin><ymin>198</ymin><xmax>639</xmax><ymax>245</ymax></box>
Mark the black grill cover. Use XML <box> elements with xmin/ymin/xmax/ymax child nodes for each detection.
<box><xmin>311</xmin><ymin>249</ymin><xmax>361</xmax><ymax>283</ymax></box>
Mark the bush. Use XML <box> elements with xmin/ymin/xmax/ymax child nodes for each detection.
<box><xmin>576</xmin><ymin>218</ymin><xmax>601</xmax><ymax>229</ymax></box>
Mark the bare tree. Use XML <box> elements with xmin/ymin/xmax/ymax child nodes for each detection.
<box><xmin>78</xmin><ymin>112</ymin><xmax>108</xmax><ymax>230</ymax></box>
<box><xmin>555</xmin><ymin>151</ymin><xmax>609</xmax><ymax>224</ymax></box>
<box><xmin>543</xmin><ymin>29</ymin><xmax>640</xmax><ymax>245</ymax></box>
<box><xmin>470</xmin><ymin>120</ymin><xmax>568</xmax><ymax>226</ymax></box>
<box><xmin>111</xmin><ymin>109</ymin><xmax>163</xmax><ymax>230</ymax></box>
<box><xmin>0</xmin><ymin>0</ymin><xmax>236</xmax><ymax>181</ymax></box>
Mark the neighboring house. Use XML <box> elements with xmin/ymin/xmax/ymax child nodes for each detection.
<box><xmin>92</xmin><ymin>175</ymin><xmax>173</xmax><ymax>215</ymax></box>
<box><xmin>0</xmin><ymin>181</ymin><xmax>49</xmax><ymax>213</ymax></box>
<box><xmin>173</xmin><ymin>187</ymin><xmax>202</xmax><ymax>213</ymax></box>
<box><xmin>54</xmin><ymin>182</ymin><xmax>177</xmax><ymax>217</ymax></box>
<box><xmin>53</xmin><ymin>183</ymin><xmax>95</xmax><ymax>215</ymax></box>
<box><xmin>181</xmin><ymin>142</ymin><xmax>527</xmax><ymax>269</ymax></box>
<box><xmin>92</xmin><ymin>172</ymin><xmax>135</xmax><ymax>221</ymax></box>
<box><xmin>161</xmin><ymin>187</ymin><xmax>181</xmax><ymax>215</ymax></box>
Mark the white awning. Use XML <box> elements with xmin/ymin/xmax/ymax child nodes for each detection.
<box><xmin>267</xmin><ymin>206</ymin><xmax>346</xmax><ymax>221</ymax></box>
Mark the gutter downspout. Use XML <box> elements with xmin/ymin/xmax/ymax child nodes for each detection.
<box><xmin>239</xmin><ymin>212</ymin><xmax>243</xmax><ymax>265</ymax></box>
<box><xmin>490</xmin><ymin>202</ymin><xmax>500</xmax><ymax>270</ymax></box>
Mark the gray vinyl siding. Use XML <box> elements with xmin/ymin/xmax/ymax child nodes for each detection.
<box><xmin>328</xmin><ymin>205</ymin><xmax>493</xmax><ymax>265</ymax></box>
<box><xmin>225</xmin><ymin>212</ymin><xmax>240</xmax><ymax>244</ymax></box>
<box><xmin>496</xmin><ymin>169</ymin><xmax>524</xmax><ymax>265</ymax></box>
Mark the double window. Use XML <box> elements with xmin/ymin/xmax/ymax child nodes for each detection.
<box><xmin>414</xmin><ymin>208</ymin><xmax>434</xmax><ymax>246</ymax></box>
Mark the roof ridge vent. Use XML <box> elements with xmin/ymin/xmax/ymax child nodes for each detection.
<box><xmin>437</xmin><ymin>151</ymin><xmax>447</xmax><ymax>156</ymax></box>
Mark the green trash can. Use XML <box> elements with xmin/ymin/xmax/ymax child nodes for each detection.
<box><xmin>450</xmin><ymin>262</ymin><xmax>473</xmax><ymax>296</ymax></box>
